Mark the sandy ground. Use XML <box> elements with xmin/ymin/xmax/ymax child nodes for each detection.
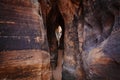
<box><xmin>52</xmin><ymin>50</ymin><xmax>63</xmax><ymax>80</ymax></box>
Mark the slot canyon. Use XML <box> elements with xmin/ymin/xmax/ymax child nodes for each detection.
<box><xmin>0</xmin><ymin>0</ymin><xmax>119</xmax><ymax>80</ymax></box>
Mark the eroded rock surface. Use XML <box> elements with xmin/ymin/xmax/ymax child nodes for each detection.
<box><xmin>0</xmin><ymin>0</ymin><xmax>120</xmax><ymax>80</ymax></box>
<box><xmin>82</xmin><ymin>0</ymin><xmax>120</xmax><ymax>80</ymax></box>
<box><xmin>45</xmin><ymin>0</ymin><xmax>120</xmax><ymax>80</ymax></box>
<box><xmin>0</xmin><ymin>0</ymin><xmax>50</xmax><ymax>80</ymax></box>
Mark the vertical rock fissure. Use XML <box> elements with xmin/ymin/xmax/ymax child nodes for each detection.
<box><xmin>77</xmin><ymin>1</ymin><xmax>88</xmax><ymax>80</ymax></box>
<box><xmin>46</xmin><ymin>4</ymin><xmax>65</xmax><ymax>80</ymax></box>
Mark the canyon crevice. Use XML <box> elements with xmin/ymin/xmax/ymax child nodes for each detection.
<box><xmin>0</xmin><ymin>0</ymin><xmax>120</xmax><ymax>80</ymax></box>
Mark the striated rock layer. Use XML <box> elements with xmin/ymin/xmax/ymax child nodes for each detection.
<box><xmin>0</xmin><ymin>0</ymin><xmax>50</xmax><ymax>80</ymax></box>
<box><xmin>42</xmin><ymin>0</ymin><xmax>120</xmax><ymax>80</ymax></box>
<box><xmin>0</xmin><ymin>0</ymin><xmax>120</xmax><ymax>80</ymax></box>
<box><xmin>82</xmin><ymin>0</ymin><xmax>120</xmax><ymax>80</ymax></box>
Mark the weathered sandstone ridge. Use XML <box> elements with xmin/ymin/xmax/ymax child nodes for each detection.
<box><xmin>0</xmin><ymin>0</ymin><xmax>50</xmax><ymax>80</ymax></box>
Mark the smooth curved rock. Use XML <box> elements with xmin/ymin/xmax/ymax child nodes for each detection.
<box><xmin>0</xmin><ymin>0</ymin><xmax>50</xmax><ymax>80</ymax></box>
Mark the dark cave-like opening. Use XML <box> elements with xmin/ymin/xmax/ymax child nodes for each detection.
<box><xmin>46</xmin><ymin>4</ymin><xmax>65</xmax><ymax>69</ymax></box>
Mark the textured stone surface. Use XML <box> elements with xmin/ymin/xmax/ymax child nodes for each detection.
<box><xmin>42</xmin><ymin>0</ymin><xmax>120</xmax><ymax>80</ymax></box>
<box><xmin>0</xmin><ymin>0</ymin><xmax>50</xmax><ymax>80</ymax></box>
<box><xmin>0</xmin><ymin>50</ymin><xmax>50</xmax><ymax>80</ymax></box>
<box><xmin>82</xmin><ymin>0</ymin><xmax>120</xmax><ymax>80</ymax></box>
<box><xmin>0</xmin><ymin>0</ymin><xmax>120</xmax><ymax>80</ymax></box>
<box><xmin>58</xmin><ymin>0</ymin><xmax>85</xmax><ymax>80</ymax></box>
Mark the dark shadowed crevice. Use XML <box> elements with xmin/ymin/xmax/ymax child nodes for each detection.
<box><xmin>46</xmin><ymin>3</ymin><xmax>65</xmax><ymax>69</ymax></box>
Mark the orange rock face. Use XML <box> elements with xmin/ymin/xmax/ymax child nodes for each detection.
<box><xmin>0</xmin><ymin>0</ymin><xmax>50</xmax><ymax>80</ymax></box>
<box><xmin>0</xmin><ymin>0</ymin><xmax>120</xmax><ymax>80</ymax></box>
<box><xmin>40</xmin><ymin>0</ymin><xmax>120</xmax><ymax>80</ymax></box>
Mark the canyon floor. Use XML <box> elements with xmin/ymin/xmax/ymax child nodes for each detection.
<box><xmin>52</xmin><ymin>50</ymin><xmax>63</xmax><ymax>80</ymax></box>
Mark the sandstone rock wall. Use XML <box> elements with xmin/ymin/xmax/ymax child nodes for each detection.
<box><xmin>0</xmin><ymin>0</ymin><xmax>50</xmax><ymax>80</ymax></box>
<box><xmin>0</xmin><ymin>0</ymin><xmax>119</xmax><ymax>80</ymax></box>
<box><xmin>42</xmin><ymin>0</ymin><xmax>120</xmax><ymax>80</ymax></box>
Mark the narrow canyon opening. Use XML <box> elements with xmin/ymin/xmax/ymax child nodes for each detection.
<box><xmin>46</xmin><ymin>4</ymin><xmax>65</xmax><ymax>80</ymax></box>
<box><xmin>0</xmin><ymin>0</ymin><xmax>119</xmax><ymax>80</ymax></box>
